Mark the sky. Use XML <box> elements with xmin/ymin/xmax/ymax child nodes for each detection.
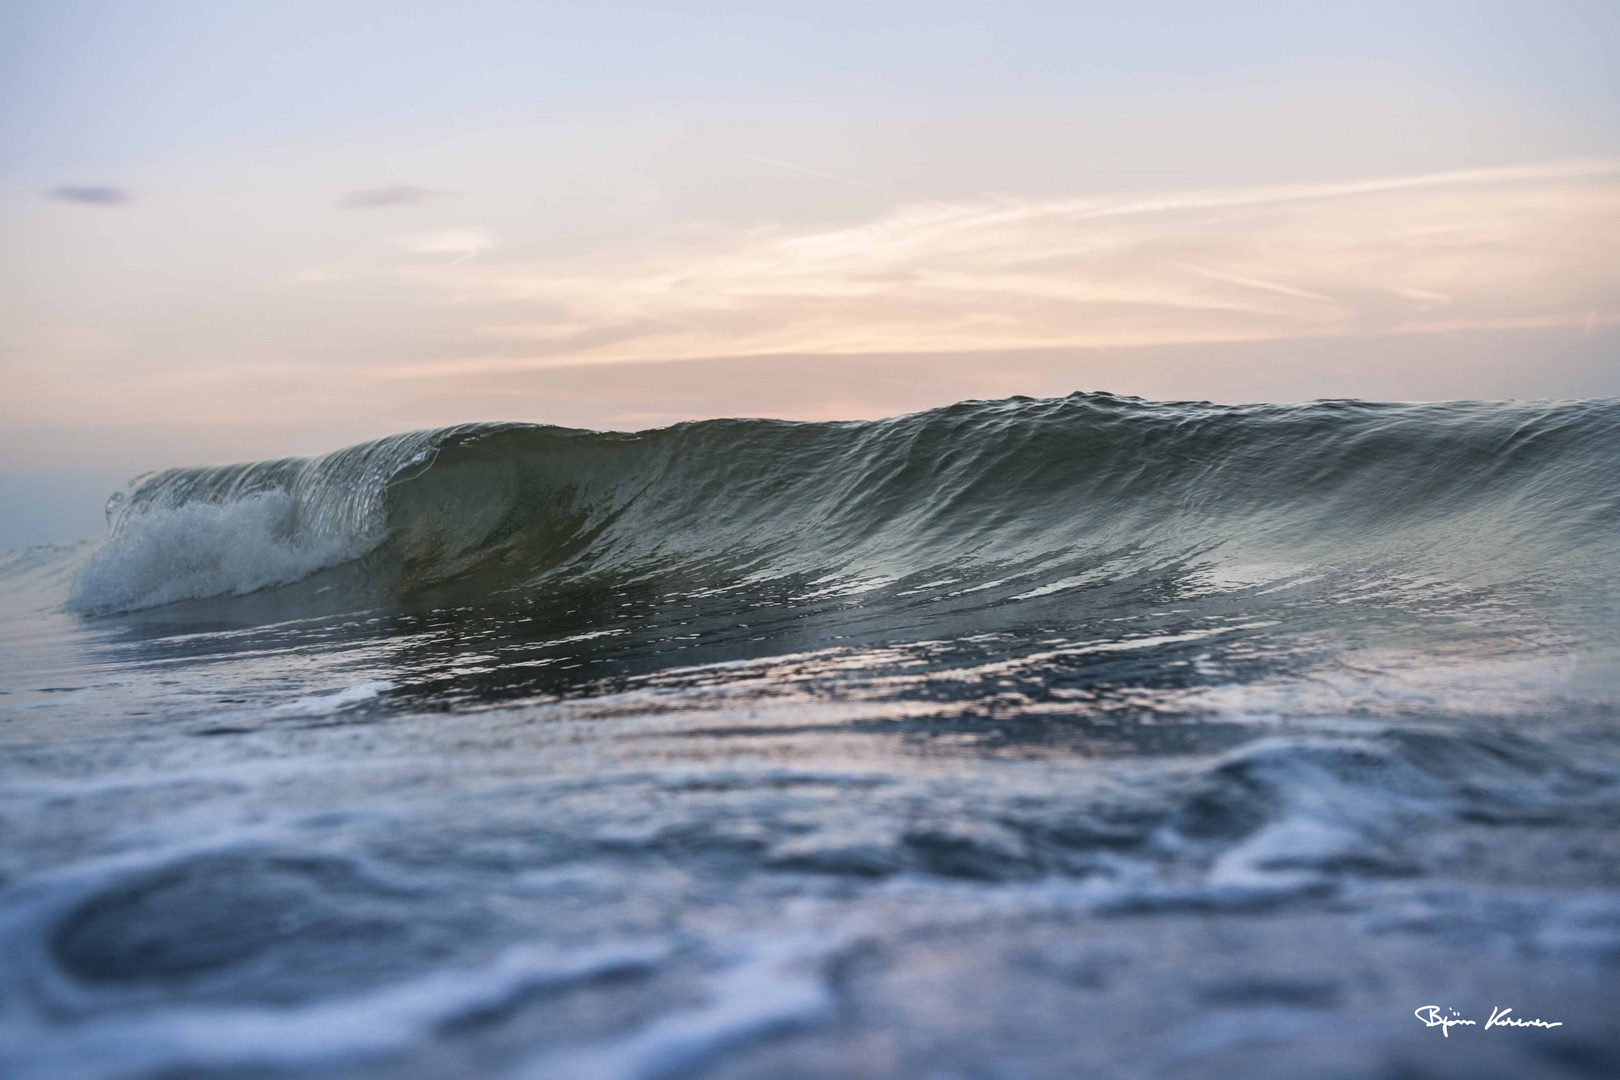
<box><xmin>2</xmin><ymin>1</ymin><xmax>1618</xmax><ymax>546</ymax></box>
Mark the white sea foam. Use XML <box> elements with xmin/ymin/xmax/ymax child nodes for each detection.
<box><xmin>270</xmin><ymin>680</ymin><xmax>395</xmax><ymax>717</ymax></box>
<box><xmin>0</xmin><ymin>942</ymin><xmax>669</xmax><ymax>1080</ymax></box>
<box><xmin>185</xmin><ymin>680</ymin><xmax>396</xmax><ymax>731</ymax></box>
<box><xmin>509</xmin><ymin>936</ymin><xmax>834</xmax><ymax>1080</ymax></box>
<box><xmin>66</xmin><ymin>493</ymin><xmax>375</xmax><ymax>615</ymax></box>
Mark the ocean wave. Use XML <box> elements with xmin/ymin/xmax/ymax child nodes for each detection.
<box><xmin>63</xmin><ymin>393</ymin><xmax>1620</xmax><ymax>616</ymax></box>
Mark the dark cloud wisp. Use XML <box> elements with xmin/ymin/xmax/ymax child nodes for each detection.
<box><xmin>339</xmin><ymin>185</ymin><xmax>447</xmax><ymax>209</ymax></box>
<box><xmin>45</xmin><ymin>185</ymin><xmax>130</xmax><ymax>206</ymax></box>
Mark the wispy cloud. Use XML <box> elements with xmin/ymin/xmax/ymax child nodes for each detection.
<box><xmin>44</xmin><ymin>185</ymin><xmax>130</xmax><ymax>206</ymax></box>
<box><xmin>393</xmin><ymin>226</ymin><xmax>497</xmax><ymax>263</ymax></box>
<box><xmin>340</xmin><ymin>185</ymin><xmax>449</xmax><ymax>209</ymax></box>
<box><xmin>387</xmin><ymin>159</ymin><xmax>1620</xmax><ymax>376</ymax></box>
<box><xmin>742</xmin><ymin>154</ymin><xmax>881</xmax><ymax>191</ymax></box>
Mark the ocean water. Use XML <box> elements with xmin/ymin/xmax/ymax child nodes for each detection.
<box><xmin>3</xmin><ymin>391</ymin><xmax>1619</xmax><ymax>1079</ymax></box>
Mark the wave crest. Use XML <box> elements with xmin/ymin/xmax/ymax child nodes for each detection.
<box><xmin>65</xmin><ymin>393</ymin><xmax>1620</xmax><ymax>616</ymax></box>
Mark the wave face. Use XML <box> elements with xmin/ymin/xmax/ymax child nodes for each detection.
<box><xmin>66</xmin><ymin>393</ymin><xmax>1620</xmax><ymax>621</ymax></box>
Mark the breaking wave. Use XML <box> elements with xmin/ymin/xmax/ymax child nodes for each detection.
<box><xmin>65</xmin><ymin>393</ymin><xmax>1620</xmax><ymax>618</ymax></box>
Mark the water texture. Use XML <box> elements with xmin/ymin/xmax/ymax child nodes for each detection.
<box><xmin>3</xmin><ymin>392</ymin><xmax>1619</xmax><ymax>1079</ymax></box>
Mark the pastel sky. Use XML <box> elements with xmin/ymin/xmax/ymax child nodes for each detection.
<box><xmin>2</xmin><ymin>1</ymin><xmax>1618</xmax><ymax>545</ymax></box>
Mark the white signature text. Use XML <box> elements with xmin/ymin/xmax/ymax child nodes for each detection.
<box><xmin>1414</xmin><ymin>1006</ymin><xmax>1564</xmax><ymax>1036</ymax></box>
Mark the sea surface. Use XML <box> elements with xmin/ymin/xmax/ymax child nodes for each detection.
<box><xmin>3</xmin><ymin>392</ymin><xmax>1619</xmax><ymax>1079</ymax></box>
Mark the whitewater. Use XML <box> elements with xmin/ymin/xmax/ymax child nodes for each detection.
<box><xmin>3</xmin><ymin>392</ymin><xmax>1619</xmax><ymax>1079</ymax></box>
